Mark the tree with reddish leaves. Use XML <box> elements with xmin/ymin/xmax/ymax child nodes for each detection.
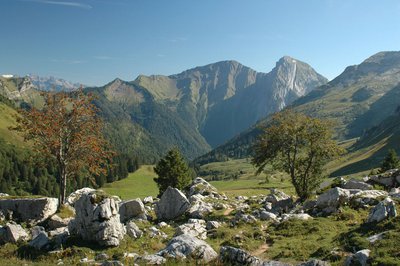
<box><xmin>15</xmin><ymin>90</ymin><xmax>113</xmax><ymax>206</ymax></box>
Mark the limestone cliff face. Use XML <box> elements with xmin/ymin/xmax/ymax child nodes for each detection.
<box><xmin>136</xmin><ymin>57</ymin><xmax>327</xmax><ymax>147</ymax></box>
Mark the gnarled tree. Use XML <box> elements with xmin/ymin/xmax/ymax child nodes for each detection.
<box><xmin>15</xmin><ymin>91</ymin><xmax>112</xmax><ymax>205</ymax></box>
<box><xmin>252</xmin><ymin>109</ymin><xmax>344</xmax><ymax>201</ymax></box>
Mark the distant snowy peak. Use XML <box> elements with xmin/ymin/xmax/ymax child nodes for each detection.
<box><xmin>28</xmin><ymin>74</ymin><xmax>83</xmax><ymax>92</ymax></box>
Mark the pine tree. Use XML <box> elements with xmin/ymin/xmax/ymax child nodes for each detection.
<box><xmin>153</xmin><ymin>148</ymin><xmax>192</xmax><ymax>197</ymax></box>
<box><xmin>380</xmin><ymin>149</ymin><xmax>400</xmax><ymax>173</ymax></box>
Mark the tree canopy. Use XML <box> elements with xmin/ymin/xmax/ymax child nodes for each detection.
<box><xmin>252</xmin><ymin>109</ymin><xmax>344</xmax><ymax>201</ymax></box>
<box><xmin>153</xmin><ymin>148</ymin><xmax>192</xmax><ymax>196</ymax></box>
<box><xmin>380</xmin><ymin>149</ymin><xmax>399</xmax><ymax>173</ymax></box>
<box><xmin>15</xmin><ymin>91</ymin><xmax>113</xmax><ymax>205</ymax></box>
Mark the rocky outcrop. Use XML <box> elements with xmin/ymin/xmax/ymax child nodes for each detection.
<box><xmin>0</xmin><ymin>197</ymin><xmax>58</xmax><ymax>225</ymax></box>
<box><xmin>175</xmin><ymin>219</ymin><xmax>207</xmax><ymax>240</ymax></box>
<box><xmin>343</xmin><ymin>179</ymin><xmax>373</xmax><ymax>190</ymax></box>
<box><xmin>188</xmin><ymin>197</ymin><xmax>214</xmax><ymax>219</ymax></box>
<box><xmin>316</xmin><ymin>187</ymin><xmax>351</xmax><ymax>212</ymax></box>
<box><xmin>366</xmin><ymin>169</ymin><xmax>400</xmax><ymax>188</ymax></box>
<box><xmin>158</xmin><ymin>234</ymin><xmax>218</xmax><ymax>263</ymax></box>
<box><xmin>69</xmin><ymin>192</ymin><xmax>125</xmax><ymax>246</ymax></box>
<box><xmin>189</xmin><ymin>177</ymin><xmax>221</xmax><ymax>198</ymax></box>
<box><xmin>297</xmin><ymin>259</ymin><xmax>331</xmax><ymax>266</ymax></box>
<box><xmin>155</xmin><ymin>187</ymin><xmax>190</xmax><ymax>221</ymax></box>
<box><xmin>219</xmin><ymin>246</ymin><xmax>292</xmax><ymax>266</ymax></box>
<box><xmin>281</xmin><ymin>213</ymin><xmax>313</xmax><ymax>221</ymax></box>
<box><xmin>367</xmin><ymin>197</ymin><xmax>397</xmax><ymax>223</ymax></box>
<box><xmin>66</xmin><ymin>187</ymin><xmax>95</xmax><ymax>206</ymax></box>
<box><xmin>29</xmin><ymin>232</ymin><xmax>50</xmax><ymax>250</ymax></box>
<box><xmin>119</xmin><ymin>198</ymin><xmax>147</xmax><ymax>223</ymax></box>
<box><xmin>264</xmin><ymin>189</ymin><xmax>293</xmax><ymax>213</ymax></box>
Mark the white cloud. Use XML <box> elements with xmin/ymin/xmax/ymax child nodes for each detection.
<box><xmin>49</xmin><ymin>59</ymin><xmax>86</xmax><ymax>64</ymax></box>
<box><xmin>93</xmin><ymin>55</ymin><xmax>113</xmax><ymax>60</ymax></box>
<box><xmin>23</xmin><ymin>0</ymin><xmax>92</xmax><ymax>9</ymax></box>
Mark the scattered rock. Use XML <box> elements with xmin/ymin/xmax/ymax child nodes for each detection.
<box><xmin>158</xmin><ymin>234</ymin><xmax>218</xmax><ymax>263</ymax></box>
<box><xmin>126</xmin><ymin>220</ymin><xmax>143</xmax><ymax>239</ymax></box>
<box><xmin>343</xmin><ymin>179</ymin><xmax>373</xmax><ymax>190</ymax></box>
<box><xmin>95</xmin><ymin>253</ymin><xmax>109</xmax><ymax>261</ymax></box>
<box><xmin>264</xmin><ymin>189</ymin><xmax>294</xmax><ymax>213</ymax></box>
<box><xmin>175</xmin><ymin>219</ymin><xmax>207</xmax><ymax>240</ymax></box>
<box><xmin>148</xmin><ymin>226</ymin><xmax>167</xmax><ymax>239</ymax></box>
<box><xmin>316</xmin><ymin>187</ymin><xmax>351</xmax><ymax>211</ymax></box>
<box><xmin>143</xmin><ymin>196</ymin><xmax>153</xmax><ymax>204</ymax></box>
<box><xmin>0</xmin><ymin>197</ymin><xmax>58</xmax><ymax>225</ymax></box>
<box><xmin>206</xmin><ymin>221</ymin><xmax>221</xmax><ymax>230</ymax></box>
<box><xmin>345</xmin><ymin>249</ymin><xmax>370</xmax><ymax>266</ymax></box>
<box><xmin>155</xmin><ymin>187</ymin><xmax>190</xmax><ymax>221</ymax></box>
<box><xmin>66</xmin><ymin>187</ymin><xmax>95</xmax><ymax>206</ymax></box>
<box><xmin>189</xmin><ymin>177</ymin><xmax>221</xmax><ymax>198</ymax></box>
<box><xmin>29</xmin><ymin>232</ymin><xmax>50</xmax><ymax>250</ymax></box>
<box><xmin>47</xmin><ymin>214</ymin><xmax>72</xmax><ymax>230</ymax></box>
<box><xmin>233</xmin><ymin>211</ymin><xmax>257</xmax><ymax>224</ymax></box>
<box><xmin>157</xmin><ymin>221</ymin><xmax>169</xmax><ymax>228</ymax></box>
<box><xmin>220</xmin><ymin>246</ymin><xmax>291</xmax><ymax>266</ymax></box>
<box><xmin>260</xmin><ymin>211</ymin><xmax>279</xmax><ymax>222</ymax></box>
<box><xmin>366</xmin><ymin>231</ymin><xmax>388</xmax><ymax>243</ymax></box>
<box><xmin>188</xmin><ymin>199</ymin><xmax>214</xmax><ymax>219</ymax></box>
<box><xmin>282</xmin><ymin>213</ymin><xmax>313</xmax><ymax>221</ymax></box>
<box><xmin>101</xmin><ymin>260</ymin><xmax>124</xmax><ymax>266</ymax></box>
<box><xmin>136</xmin><ymin>254</ymin><xmax>166</xmax><ymax>265</ymax></box>
<box><xmin>0</xmin><ymin>222</ymin><xmax>29</xmax><ymax>243</ymax></box>
<box><xmin>31</xmin><ymin>226</ymin><xmax>46</xmax><ymax>239</ymax></box>
<box><xmin>367</xmin><ymin>197</ymin><xmax>397</xmax><ymax>223</ymax></box>
<box><xmin>297</xmin><ymin>259</ymin><xmax>331</xmax><ymax>266</ymax></box>
<box><xmin>69</xmin><ymin>191</ymin><xmax>125</xmax><ymax>246</ymax></box>
<box><xmin>119</xmin><ymin>198</ymin><xmax>147</xmax><ymax>223</ymax></box>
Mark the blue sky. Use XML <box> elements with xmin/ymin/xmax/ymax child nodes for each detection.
<box><xmin>1</xmin><ymin>0</ymin><xmax>399</xmax><ymax>85</ymax></box>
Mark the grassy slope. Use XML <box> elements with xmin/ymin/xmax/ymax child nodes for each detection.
<box><xmin>0</xmin><ymin>102</ymin><xmax>24</xmax><ymax>146</ymax></box>
<box><xmin>102</xmin><ymin>165</ymin><xmax>159</xmax><ymax>200</ymax></box>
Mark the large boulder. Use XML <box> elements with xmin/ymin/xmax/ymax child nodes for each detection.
<box><xmin>175</xmin><ymin>219</ymin><xmax>207</xmax><ymax>240</ymax></box>
<box><xmin>297</xmin><ymin>259</ymin><xmax>331</xmax><ymax>266</ymax></box>
<box><xmin>219</xmin><ymin>246</ymin><xmax>292</xmax><ymax>266</ymax></box>
<box><xmin>119</xmin><ymin>198</ymin><xmax>147</xmax><ymax>223</ymax></box>
<box><xmin>0</xmin><ymin>197</ymin><xmax>58</xmax><ymax>225</ymax></box>
<box><xmin>0</xmin><ymin>222</ymin><xmax>29</xmax><ymax>243</ymax></box>
<box><xmin>343</xmin><ymin>179</ymin><xmax>373</xmax><ymax>190</ymax></box>
<box><xmin>367</xmin><ymin>197</ymin><xmax>397</xmax><ymax>223</ymax></box>
<box><xmin>316</xmin><ymin>187</ymin><xmax>351</xmax><ymax>211</ymax></box>
<box><xmin>158</xmin><ymin>234</ymin><xmax>218</xmax><ymax>263</ymax></box>
<box><xmin>126</xmin><ymin>220</ymin><xmax>143</xmax><ymax>239</ymax></box>
<box><xmin>350</xmin><ymin>190</ymin><xmax>389</xmax><ymax>207</ymax></box>
<box><xmin>29</xmin><ymin>232</ymin><xmax>50</xmax><ymax>250</ymax></box>
<box><xmin>66</xmin><ymin>187</ymin><xmax>96</xmax><ymax>206</ymax></box>
<box><xmin>155</xmin><ymin>187</ymin><xmax>190</xmax><ymax>221</ymax></box>
<box><xmin>69</xmin><ymin>191</ymin><xmax>125</xmax><ymax>246</ymax></box>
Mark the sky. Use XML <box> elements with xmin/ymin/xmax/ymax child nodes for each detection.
<box><xmin>0</xmin><ymin>0</ymin><xmax>399</xmax><ymax>86</ymax></box>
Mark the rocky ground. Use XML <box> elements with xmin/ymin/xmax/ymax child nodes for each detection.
<box><xmin>0</xmin><ymin>170</ymin><xmax>399</xmax><ymax>265</ymax></box>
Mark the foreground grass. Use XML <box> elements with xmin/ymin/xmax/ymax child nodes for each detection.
<box><xmin>102</xmin><ymin>165</ymin><xmax>158</xmax><ymax>200</ymax></box>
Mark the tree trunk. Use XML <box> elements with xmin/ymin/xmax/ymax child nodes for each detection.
<box><xmin>59</xmin><ymin>165</ymin><xmax>67</xmax><ymax>208</ymax></box>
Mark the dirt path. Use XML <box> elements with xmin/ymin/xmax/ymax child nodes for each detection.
<box><xmin>251</xmin><ymin>243</ymin><xmax>269</xmax><ymax>257</ymax></box>
<box><xmin>223</xmin><ymin>208</ymin><xmax>234</xmax><ymax>216</ymax></box>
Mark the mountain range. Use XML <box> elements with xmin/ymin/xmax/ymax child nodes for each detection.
<box><xmin>0</xmin><ymin>56</ymin><xmax>327</xmax><ymax>160</ymax></box>
<box><xmin>2</xmin><ymin>51</ymin><xmax>400</xmax><ymax>174</ymax></box>
<box><xmin>196</xmin><ymin>51</ymin><xmax>400</xmax><ymax>174</ymax></box>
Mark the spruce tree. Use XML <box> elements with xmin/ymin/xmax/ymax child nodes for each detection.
<box><xmin>153</xmin><ymin>148</ymin><xmax>192</xmax><ymax>197</ymax></box>
<box><xmin>380</xmin><ymin>149</ymin><xmax>400</xmax><ymax>173</ymax></box>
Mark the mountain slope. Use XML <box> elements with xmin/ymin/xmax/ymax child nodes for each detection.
<box><xmin>196</xmin><ymin>51</ymin><xmax>400</xmax><ymax>168</ymax></box>
<box><xmin>136</xmin><ymin>57</ymin><xmax>327</xmax><ymax>147</ymax></box>
<box><xmin>28</xmin><ymin>74</ymin><xmax>82</xmax><ymax>92</ymax></box>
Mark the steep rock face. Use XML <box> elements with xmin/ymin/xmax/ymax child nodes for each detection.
<box><xmin>28</xmin><ymin>75</ymin><xmax>82</xmax><ymax>92</ymax></box>
<box><xmin>136</xmin><ymin>58</ymin><xmax>327</xmax><ymax>147</ymax></box>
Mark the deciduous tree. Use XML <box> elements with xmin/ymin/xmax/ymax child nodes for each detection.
<box><xmin>15</xmin><ymin>90</ymin><xmax>113</xmax><ymax>205</ymax></box>
<box><xmin>252</xmin><ymin>109</ymin><xmax>344</xmax><ymax>201</ymax></box>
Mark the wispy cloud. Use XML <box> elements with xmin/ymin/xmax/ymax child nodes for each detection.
<box><xmin>49</xmin><ymin>59</ymin><xmax>86</xmax><ymax>64</ymax></box>
<box><xmin>93</xmin><ymin>55</ymin><xmax>114</xmax><ymax>60</ymax></box>
<box><xmin>23</xmin><ymin>0</ymin><xmax>92</xmax><ymax>9</ymax></box>
<box><xmin>168</xmin><ymin>37</ymin><xmax>188</xmax><ymax>43</ymax></box>
<box><xmin>156</xmin><ymin>54</ymin><xmax>166</xmax><ymax>58</ymax></box>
